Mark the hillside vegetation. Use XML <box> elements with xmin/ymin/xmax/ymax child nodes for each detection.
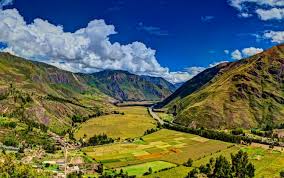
<box><xmin>159</xmin><ymin>44</ymin><xmax>284</xmax><ymax>129</ymax></box>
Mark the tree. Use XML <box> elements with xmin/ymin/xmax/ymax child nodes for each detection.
<box><xmin>187</xmin><ymin>168</ymin><xmax>198</xmax><ymax>178</ymax></box>
<box><xmin>246</xmin><ymin>163</ymin><xmax>255</xmax><ymax>178</ymax></box>
<box><xmin>148</xmin><ymin>167</ymin><xmax>153</xmax><ymax>174</ymax></box>
<box><xmin>97</xmin><ymin>164</ymin><xmax>104</xmax><ymax>174</ymax></box>
<box><xmin>231</xmin><ymin>150</ymin><xmax>255</xmax><ymax>178</ymax></box>
<box><xmin>212</xmin><ymin>155</ymin><xmax>232</xmax><ymax>178</ymax></box>
<box><xmin>120</xmin><ymin>169</ymin><xmax>124</xmax><ymax>175</ymax></box>
<box><xmin>184</xmin><ymin>158</ymin><xmax>193</xmax><ymax>167</ymax></box>
<box><xmin>280</xmin><ymin>170</ymin><xmax>284</xmax><ymax>178</ymax></box>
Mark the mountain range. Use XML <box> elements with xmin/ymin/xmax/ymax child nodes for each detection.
<box><xmin>0</xmin><ymin>52</ymin><xmax>176</xmax><ymax>134</ymax></box>
<box><xmin>2</xmin><ymin>44</ymin><xmax>284</xmax><ymax>131</ymax></box>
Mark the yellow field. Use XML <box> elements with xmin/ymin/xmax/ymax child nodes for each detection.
<box><xmin>75</xmin><ymin>106</ymin><xmax>156</xmax><ymax>140</ymax></box>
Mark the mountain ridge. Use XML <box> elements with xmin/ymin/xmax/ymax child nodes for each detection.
<box><xmin>78</xmin><ymin>69</ymin><xmax>176</xmax><ymax>101</ymax></box>
<box><xmin>159</xmin><ymin>44</ymin><xmax>284</xmax><ymax>129</ymax></box>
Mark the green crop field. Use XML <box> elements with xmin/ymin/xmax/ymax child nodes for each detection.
<box><xmin>75</xmin><ymin>106</ymin><xmax>156</xmax><ymax>140</ymax></box>
<box><xmin>82</xmin><ymin>129</ymin><xmax>234</xmax><ymax>169</ymax></box>
<box><xmin>114</xmin><ymin>161</ymin><xmax>176</xmax><ymax>176</ymax></box>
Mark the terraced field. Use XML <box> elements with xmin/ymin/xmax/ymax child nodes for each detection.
<box><xmin>82</xmin><ymin>129</ymin><xmax>234</xmax><ymax>169</ymax></box>
<box><xmin>75</xmin><ymin>106</ymin><xmax>156</xmax><ymax>140</ymax></box>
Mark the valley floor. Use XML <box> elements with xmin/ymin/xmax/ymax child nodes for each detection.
<box><xmin>74</xmin><ymin>106</ymin><xmax>284</xmax><ymax>178</ymax></box>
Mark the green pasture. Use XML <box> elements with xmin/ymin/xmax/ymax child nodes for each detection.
<box><xmin>114</xmin><ymin>161</ymin><xmax>176</xmax><ymax>176</ymax></box>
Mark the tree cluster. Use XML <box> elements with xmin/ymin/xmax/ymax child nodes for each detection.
<box><xmin>71</xmin><ymin>112</ymin><xmax>104</xmax><ymax>124</ymax></box>
<box><xmin>144</xmin><ymin>128</ymin><xmax>159</xmax><ymax>135</ymax></box>
<box><xmin>251</xmin><ymin>129</ymin><xmax>273</xmax><ymax>137</ymax></box>
<box><xmin>0</xmin><ymin>121</ymin><xmax>17</xmax><ymax>129</ymax></box>
<box><xmin>187</xmin><ymin>150</ymin><xmax>255</xmax><ymax>178</ymax></box>
<box><xmin>88</xmin><ymin>134</ymin><xmax>114</xmax><ymax>146</ymax></box>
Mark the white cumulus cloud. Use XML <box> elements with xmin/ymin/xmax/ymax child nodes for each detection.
<box><xmin>185</xmin><ymin>67</ymin><xmax>206</xmax><ymax>76</ymax></box>
<box><xmin>264</xmin><ymin>30</ymin><xmax>284</xmax><ymax>43</ymax></box>
<box><xmin>0</xmin><ymin>8</ymin><xmax>196</xmax><ymax>84</ymax></box>
<box><xmin>242</xmin><ymin>47</ymin><xmax>264</xmax><ymax>56</ymax></box>
<box><xmin>231</xmin><ymin>47</ymin><xmax>263</xmax><ymax>60</ymax></box>
<box><xmin>184</xmin><ymin>61</ymin><xmax>229</xmax><ymax>79</ymax></box>
<box><xmin>231</xmin><ymin>50</ymin><xmax>243</xmax><ymax>60</ymax></box>
<box><xmin>256</xmin><ymin>8</ymin><xmax>284</xmax><ymax>20</ymax></box>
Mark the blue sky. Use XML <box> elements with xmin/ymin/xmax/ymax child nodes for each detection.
<box><xmin>0</xmin><ymin>0</ymin><xmax>284</xmax><ymax>83</ymax></box>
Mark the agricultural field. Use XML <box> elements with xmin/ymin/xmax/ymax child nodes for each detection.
<box><xmin>75</xmin><ymin>106</ymin><xmax>156</xmax><ymax>140</ymax></box>
<box><xmin>82</xmin><ymin>129</ymin><xmax>234</xmax><ymax>169</ymax></box>
<box><xmin>144</xmin><ymin>144</ymin><xmax>242</xmax><ymax>178</ymax></box>
<box><xmin>145</xmin><ymin>145</ymin><xmax>284</xmax><ymax>178</ymax></box>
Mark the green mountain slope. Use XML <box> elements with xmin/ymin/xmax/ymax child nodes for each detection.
<box><xmin>159</xmin><ymin>44</ymin><xmax>284</xmax><ymax>129</ymax></box>
<box><xmin>79</xmin><ymin>70</ymin><xmax>176</xmax><ymax>101</ymax></box>
<box><xmin>0</xmin><ymin>53</ymin><xmax>111</xmax><ymax>134</ymax></box>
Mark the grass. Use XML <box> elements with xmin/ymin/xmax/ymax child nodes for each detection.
<box><xmin>75</xmin><ymin>106</ymin><xmax>156</xmax><ymax>140</ymax></box>
<box><xmin>114</xmin><ymin>161</ymin><xmax>176</xmax><ymax>176</ymax></box>
<box><xmin>156</xmin><ymin>112</ymin><xmax>174</xmax><ymax>122</ymax></box>
<box><xmin>143</xmin><ymin>165</ymin><xmax>192</xmax><ymax>178</ymax></box>
<box><xmin>83</xmin><ymin>129</ymin><xmax>233</xmax><ymax>169</ymax></box>
<box><xmin>242</xmin><ymin>147</ymin><xmax>284</xmax><ymax>178</ymax></box>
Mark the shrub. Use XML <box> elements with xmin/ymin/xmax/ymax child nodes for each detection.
<box><xmin>184</xmin><ymin>158</ymin><xmax>193</xmax><ymax>167</ymax></box>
